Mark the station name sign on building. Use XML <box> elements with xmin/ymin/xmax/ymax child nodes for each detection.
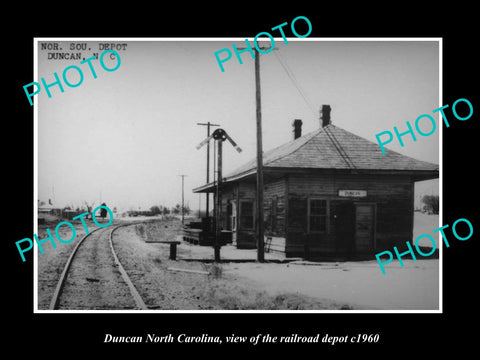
<box><xmin>338</xmin><ymin>190</ymin><xmax>367</xmax><ymax>198</ymax></box>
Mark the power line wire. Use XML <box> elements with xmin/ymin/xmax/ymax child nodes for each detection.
<box><xmin>273</xmin><ymin>52</ymin><xmax>356</xmax><ymax>170</ymax></box>
<box><xmin>324</xmin><ymin>126</ymin><xmax>357</xmax><ymax>170</ymax></box>
<box><xmin>273</xmin><ymin>51</ymin><xmax>317</xmax><ymax>117</ymax></box>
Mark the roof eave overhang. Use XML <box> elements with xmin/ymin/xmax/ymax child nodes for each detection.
<box><xmin>192</xmin><ymin>167</ymin><xmax>439</xmax><ymax>193</ymax></box>
<box><xmin>192</xmin><ymin>182</ymin><xmax>216</xmax><ymax>193</ymax></box>
<box><xmin>192</xmin><ymin>168</ymin><xmax>257</xmax><ymax>193</ymax></box>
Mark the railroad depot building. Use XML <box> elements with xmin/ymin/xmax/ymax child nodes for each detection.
<box><xmin>193</xmin><ymin>106</ymin><xmax>439</xmax><ymax>259</ymax></box>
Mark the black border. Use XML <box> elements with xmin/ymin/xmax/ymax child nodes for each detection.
<box><xmin>5</xmin><ymin>5</ymin><xmax>478</xmax><ymax>355</ymax></box>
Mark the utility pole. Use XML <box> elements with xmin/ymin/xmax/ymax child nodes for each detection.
<box><xmin>215</xmin><ymin>138</ymin><xmax>222</xmax><ymax>262</ymax></box>
<box><xmin>254</xmin><ymin>47</ymin><xmax>265</xmax><ymax>262</ymax></box>
<box><xmin>178</xmin><ymin>174</ymin><xmax>187</xmax><ymax>224</ymax></box>
<box><xmin>197</xmin><ymin>122</ymin><xmax>220</xmax><ymax>219</ymax></box>
<box><xmin>237</xmin><ymin>45</ymin><xmax>274</xmax><ymax>262</ymax></box>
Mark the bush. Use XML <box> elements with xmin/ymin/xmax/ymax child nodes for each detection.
<box><xmin>422</xmin><ymin>195</ymin><xmax>439</xmax><ymax>214</ymax></box>
<box><xmin>136</xmin><ymin>224</ymin><xmax>145</xmax><ymax>238</ymax></box>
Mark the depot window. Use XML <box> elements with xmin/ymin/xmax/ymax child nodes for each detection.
<box><xmin>308</xmin><ymin>199</ymin><xmax>328</xmax><ymax>233</ymax></box>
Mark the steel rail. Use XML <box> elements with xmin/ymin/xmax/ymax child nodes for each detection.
<box><xmin>49</xmin><ymin>222</ymin><xmax>148</xmax><ymax>310</ymax></box>
<box><xmin>48</xmin><ymin>226</ymin><xmax>105</xmax><ymax>310</ymax></box>
<box><xmin>109</xmin><ymin>224</ymin><xmax>148</xmax><ymax>310</ymax></box>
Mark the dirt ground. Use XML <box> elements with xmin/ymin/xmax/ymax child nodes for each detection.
<box><xmin>221</xmin><ymin>259</ymin><xmax>438</xmax><ymax>310</ymax></box>
<box><xmin>220</xmin><ymin>212</ymin><xmax>439</xmax><ymax>310</ymax></box>
<box><xmin>117</xmin><ymin>214</ymin><xmax>439</xmax><ymax>311</ymax></box>
<box><xmin>36</xmin><ymin>213</ymin><xmax>440</xmax><ymax>311</ymax></box>
<box><xmin>112</xmin><ymin>221</ymin><xmax>352</xmax><ymax>310</ymax></box>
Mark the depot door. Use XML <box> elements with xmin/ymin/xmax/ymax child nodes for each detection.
<box><xmin>354</xmin><ymin>203</ymin><xmax>376</xmax><ymax>253</ymax></box>
<box><xmin>333</xmin><ymin>201</ymin><xmax>355</xmax><ymax>256</ymax></box>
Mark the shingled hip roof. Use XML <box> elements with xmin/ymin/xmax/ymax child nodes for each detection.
<box><xmin>193</xmin><ymin>124</ymin><xmax>439</xmax><ymax>192</ymax></box>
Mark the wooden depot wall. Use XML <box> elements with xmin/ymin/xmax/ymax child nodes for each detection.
<box><xmin>217</xmin><ymin>171</ymin><xmax>415</xmax><ymax>259</ymax></box>
<box><xmin>284</xmin><ymin>172</ymin><xmax>414</xmax><ymax>258</ymax></box>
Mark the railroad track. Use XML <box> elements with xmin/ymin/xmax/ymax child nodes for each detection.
<box><xmin>49</xmin><ymin>223</ymin><xmax>148</xmax><ymax>310</ymax></box>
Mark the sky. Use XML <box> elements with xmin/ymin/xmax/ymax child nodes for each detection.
<box><xmin>36</xmin><ymin>39</ymin><xmax>440</xmax><ymax>213</ymax></box>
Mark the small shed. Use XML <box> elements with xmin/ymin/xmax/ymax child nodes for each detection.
<box><xmin>193</xmin><ymin>106</ymin><xmax>439</xmax><ymax>259</ymax></box>
<box><xmin>62</xmin><ymin>209</ymin><xmax>78</xmax><ymax>220</ymax></box>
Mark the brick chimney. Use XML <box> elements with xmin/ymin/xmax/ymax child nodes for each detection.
<box><xmin>320</xmin><ymin>105</ymin><xmax>331</xmax><ymax>127</ymax></box>
<box><xmin>292</xmin><ymin>119</ymin><xmax>303</xmax><ymax>139</ymax></box>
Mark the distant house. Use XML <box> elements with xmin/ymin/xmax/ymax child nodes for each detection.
<box><xmin>38</xmin><ymin>199</ymin><xmax>62</xmax><ymax>217</ymax></box>
<box><xmin>193</xmin><ymin>106</ymin><xmax>439</xmax><ymax>259</ymax></box>
<box><xmin>38</xmin><ymin>203</ymin><xmax>54</xmax><ymax>214</ymax></box>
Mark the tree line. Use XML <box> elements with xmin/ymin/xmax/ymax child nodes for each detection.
<box><xmin>128</xmin><ymin>204</ymin><xmax>191</xmax><ymax>217</ymax></box>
